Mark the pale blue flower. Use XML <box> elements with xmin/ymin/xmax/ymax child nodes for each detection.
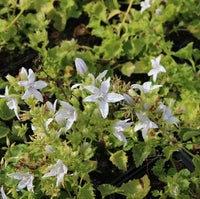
<box><xmin>141</xmin><ymin>0</ymin><xmax>151</xmax><ymax>14</ymax></box>
<box><xmin>0</xmin><ymin>86</ymin><xmax>19</xmax><ymax>120</ymax></box>
<box><xmin>55</xmin><ymin>101</ymin><xmax>77</xmax><ymax>132</ymax></box>
<box><xmin>131</xmin><ymin>81</ymin><xmax>162</xmax><ymax>94</ymax></box>
<box><xmin>84</xmin><ymin>77</ymin><xmax>124</xmax><ymax>118</ymax></box>
<box><xmin>18</xmin><ymin>69</ymin><xmax>47</xmax><ymax>102</ymax></box>
<box><xmin>134</xmin><ymin>111</ymin><xmax>158</xmax><ymax>139</ymax></box>
<box><xmin>7</xmin><ymin>172</ymin><xmax>34</xmax><ymax>193</ymax></box>
<box><xmin>42</xmin><ymin>159</ymin><xmax>68</xmax><ymax>187</ymax></box>
<box><xmin>113</xmin><ymin>119</ymin><xmax>133</xmax><ymax>144</ymax></box>
<box><xmin>148</xmin><ymin>55</ymin><xmax>166</xmax><ymax>82</ymax></box>
<box><xmin>163</xmin><ymin>107</ymin><xmax>180</xmax><ymax>127</ymax></box>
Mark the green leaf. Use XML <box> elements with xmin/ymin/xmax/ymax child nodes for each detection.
<box><xmin>98</xmin><ymin>184</ymin><xmax>118</xmax><ymax>198</ymax></box>
<box><xmin>173</xmin><ymin>42</ymin><xmax>193</xmax><ymax>60</ymax></box>
<box><xmin>0</xmin><ymin>98</ymin><xmax>15</xmax><ymax>120</ymax></box>
<box><xmin>132</xmin><ymin>142</ymin><xmax>151</xmax><ymax>167</ymax></box>
<box><xmin>93</xmin><ymin>2</ymin><xmax>108</xmax><ymax>23</ymax></box>
<box><xmin>110</xmin><ymin>150</ymin><xmax>127</xmax><ymax>171</ymax></box>
<box><xmin>19</xmin><ymin>0</ymin><xmax>31</xmax><ymax>9</ymax></box>
<box><xmin>121</xmin><ymin>62</ymin><xmax>136</xmax><ymax>77</ymax></box>
<box><xmin>5</xmin><ymin>144</ymin><xmax>28</xmax><ymax>163</ymax></box>
<box><xmin>101</xmin><ymin>37</ymin><xmax>123</xmax><ymax>59</ymax></box>
<box><xmin>187</xmin><ymin>19</ymin><xmax>200</xmax><ymax>40</ymax></box>
<box><xmin>163</xmin><ymin>146</ymin><xmax>179</xmax><ymax>161</ymax></box>
<box><xmin>152</xmin><ymin>158</ymin><xmax>166</xmax><ymax>178</ymax></box>
<box><xmin>0</xmin><ymin>123</ymin><xmax>10</xmax><ymax>139</ymax></box>
<box><xmin>179</xmin><ymin>128</ymin><xmax>200</xmax><ymax>141</ymax></box>
<box><xmin>183</xmin><ymin>130</ymin><xmax>200</xmax><ymax>141</ymax></box>
<box><xmin>119</xmin><ymin>175</ymin><xmax>150</xmax><ymax>198</ymax></box>
<box><xmin>77</xmin><ymin>183</ymin><xmax>95</xmax><ymax>199</ymax></box>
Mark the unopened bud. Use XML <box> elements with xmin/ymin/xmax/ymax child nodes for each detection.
<box><xmin>6</xmin><ymin>136</ymin><xmax>10</xmax><ymax>147</ymax></box>
<box><xmin>156</xmin><ymin>9</ymin><xmax>162</xmax><ymax>15</ymax></box>
<box><xmin>75</xmin><ymin>58</ymin><xmax>87</xmax><ymax>75</ymax></box>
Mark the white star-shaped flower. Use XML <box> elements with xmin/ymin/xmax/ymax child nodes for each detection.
<box><xmin>131</xmin><ymin>81</ymin><xmax>162</xmax><ymax>94</ymax></box>
<box><xmin>84</xmin><ymin>77</ymin><xmax>124</xmax><ymax>119</ymax></box>
<box><xmin>148</xmin><ymin>55</ymin><xmax>166</xmax><ymax>82</ymax></box>
<box><xmin>134</xmin><ymin>111</ymin><xmax>158</xmax><ymax>139</ymax></box>
<box><xmin>113</xmin><ymin>119</ymin><xmax>133</xmax><ymax>144</ymax></box>
<box><xmin>162</xmin><ymin>107</ymin><xmax>180</xmax><ymax>127</ymax></box>
<box><xmin>0</xmin><ymin>86</ymin><xmax>19</xmax><ymax>120</ymax></box>
<box><xmin>1</xmin><ymin>186</ymin><xmax>7</xmax><ymax>199</ymax></box>
<box><xmin>7</xmin><ymin>172</ymin><xmax>34</xmax><ymax>192</ymax></box>
<box><xmin>42</xmin><ymin>159</ymin><xmax>68</xmax><ymax>187</ymax></box>
<box><xmin>18</xmin><ymin>69</ymin><xmax>47</xmax><ymax>102</ymax></box>
<box><xmin>75</xmin><ymin>58</ymin><xmax>87</xmax><ymax>75</ymax></box>
<box><xmin>140</xmin><ymin>0</ymin><xmax>151</xmax><ymax>14</ymax></box>
<box><xmin>55</xmin><ymin>101</ymin><xmax>77</xmax><ymax>132</ymax></box>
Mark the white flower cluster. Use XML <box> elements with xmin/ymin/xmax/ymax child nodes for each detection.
<box><xmin>1</xmin><ymin>56</ymin><xmax>180</xmax><ymax>197</ymax></box>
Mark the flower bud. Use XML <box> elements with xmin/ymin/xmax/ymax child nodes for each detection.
<box><xmin>156</xmin><ymin>9</ymin><xmax>162</xmax><ymax>15</ymax></box>
<box><xmin>75</xmin><ymin>58</ymin><xmax>87</xmax><ymax>75</ymax></box>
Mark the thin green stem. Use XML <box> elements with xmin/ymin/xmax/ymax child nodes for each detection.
<box><xmin>117</xmin><ymin>0</ymin><xmax>134</xmax><ymax>36</ymax></box>
<box><xmin>6</xmin><ymin>8</ymin><xmax>25</xmax><ymax>30</ymax></box>
<box><xmin>183</xmin><ymin>147</ymin><xmax>200</xmax><ymax>161</ymax></box>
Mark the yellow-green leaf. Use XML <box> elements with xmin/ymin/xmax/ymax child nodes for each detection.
<box><xmin>110</xmin><ymin>150</ymin><xmax>127</xmax><ymax>171</ymax></box>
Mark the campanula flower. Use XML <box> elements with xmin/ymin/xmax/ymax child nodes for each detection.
<box><xmin>18</xmin><ymin>69</ymin><xmax>47</xmax><ymax>102</ymax></box>
<box><xmin>131</xmin><ymin>81</ymin><xmax>162</xmax><ymax>94</ymax></box>
<box><xmin>8</xmin><ymin>172</ymin><xmax>34</xmax><ymax>192</ymax></box>
<box><xmin>148</xmin><ymin>55</ymin><xmax>166</xmax><ymax>82</ymax></box>
<box><xmin>84</xmin><ymin>77</ymin><xmax>124</xmax><ymax>118</ymax></box>
<box><xmin>134</xmin><ymin>111</ymin><xmax>158</xmax><ymax>139</ymax></box>
<box><xmin>42</xmin><ymin>159</ymin><xmax>68</xmax><ymax>187</ymax></box>
<box><xmin>113</xmin><ymin>119</ymin><xmax>133</xmax><ymax>144</ymax></box>
<box><xmin>55</xmin><ymin>101</ymin><xmax>77</xmax><ymax>132</ymax></box>
<box><xmin>162</xmin><ymin>107</ymin><xmax>180</xmax><ymax>127</ymax></box>
<box><xmin>0</xmin><ymin>86</ymin><xmax>19</xmax><ymax>120</ymax></box>
<box><xmin>140</xmin><ymin>0</ymin><xmax>151</xmax><ymax>14</ymax></box>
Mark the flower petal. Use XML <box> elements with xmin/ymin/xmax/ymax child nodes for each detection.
<box><xmin>31</xmin><ymin>88</ymin><xmax>43</xmax><ymax>102</ymax></box>
<box><xmin>84</xmin><ymin>95</ymin><xmax>98</xmax><ymax>103</ymax></box>
<box><xmin>84</xmin><ymin>85</ymin><xmax>99</xmax><ymax>94</ymax></box>
<box><xmin>134</xmin><ymin>122</ymin><xmax>144</xmax><ymax>132</ymax></box>
<box><xmin>113</xmin><ymin>132</ymin><xmax>127</xmax><ymax>144</ymax></box>
<box><xmin>28</xmin><ymin>69</ymin><xmax>35</xmax><ymax>83</ymax></box>
<box><xmin>33</xmin><ymin>81</ymin><xmax>47</xmax><ymax>89</ymax></box>
<box><xmin>18</xmin><ymin>80</ymin><xmax>29</xmax><ymax>87</ymax></box>
<box><xmin>101</xmin><ymin>77</ymin><xmax>110</xmax><ymax>94</ymax></box>
<box><xmin>21</xmin><ymin>90</ymin><xmax>32</xmax><ymax>100</ymax></box>
<box><xmin>106</xmin><ymin>93</ymin><xmax>124</xmax><ymax>103</ymax></box>
<box><xmin>98</xmin><ymin>101</ymin><xmax>109</xmax><ymax>119</ymax></box>
<box><xmin>142</xmin><ymin>127</ymin><xmax>148</xmax><ymax>139</ymax></box>
<box><xmin>1</xmin><ymin>186</ymin><xmax>7</xmax><ymax>199</ymax></box>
